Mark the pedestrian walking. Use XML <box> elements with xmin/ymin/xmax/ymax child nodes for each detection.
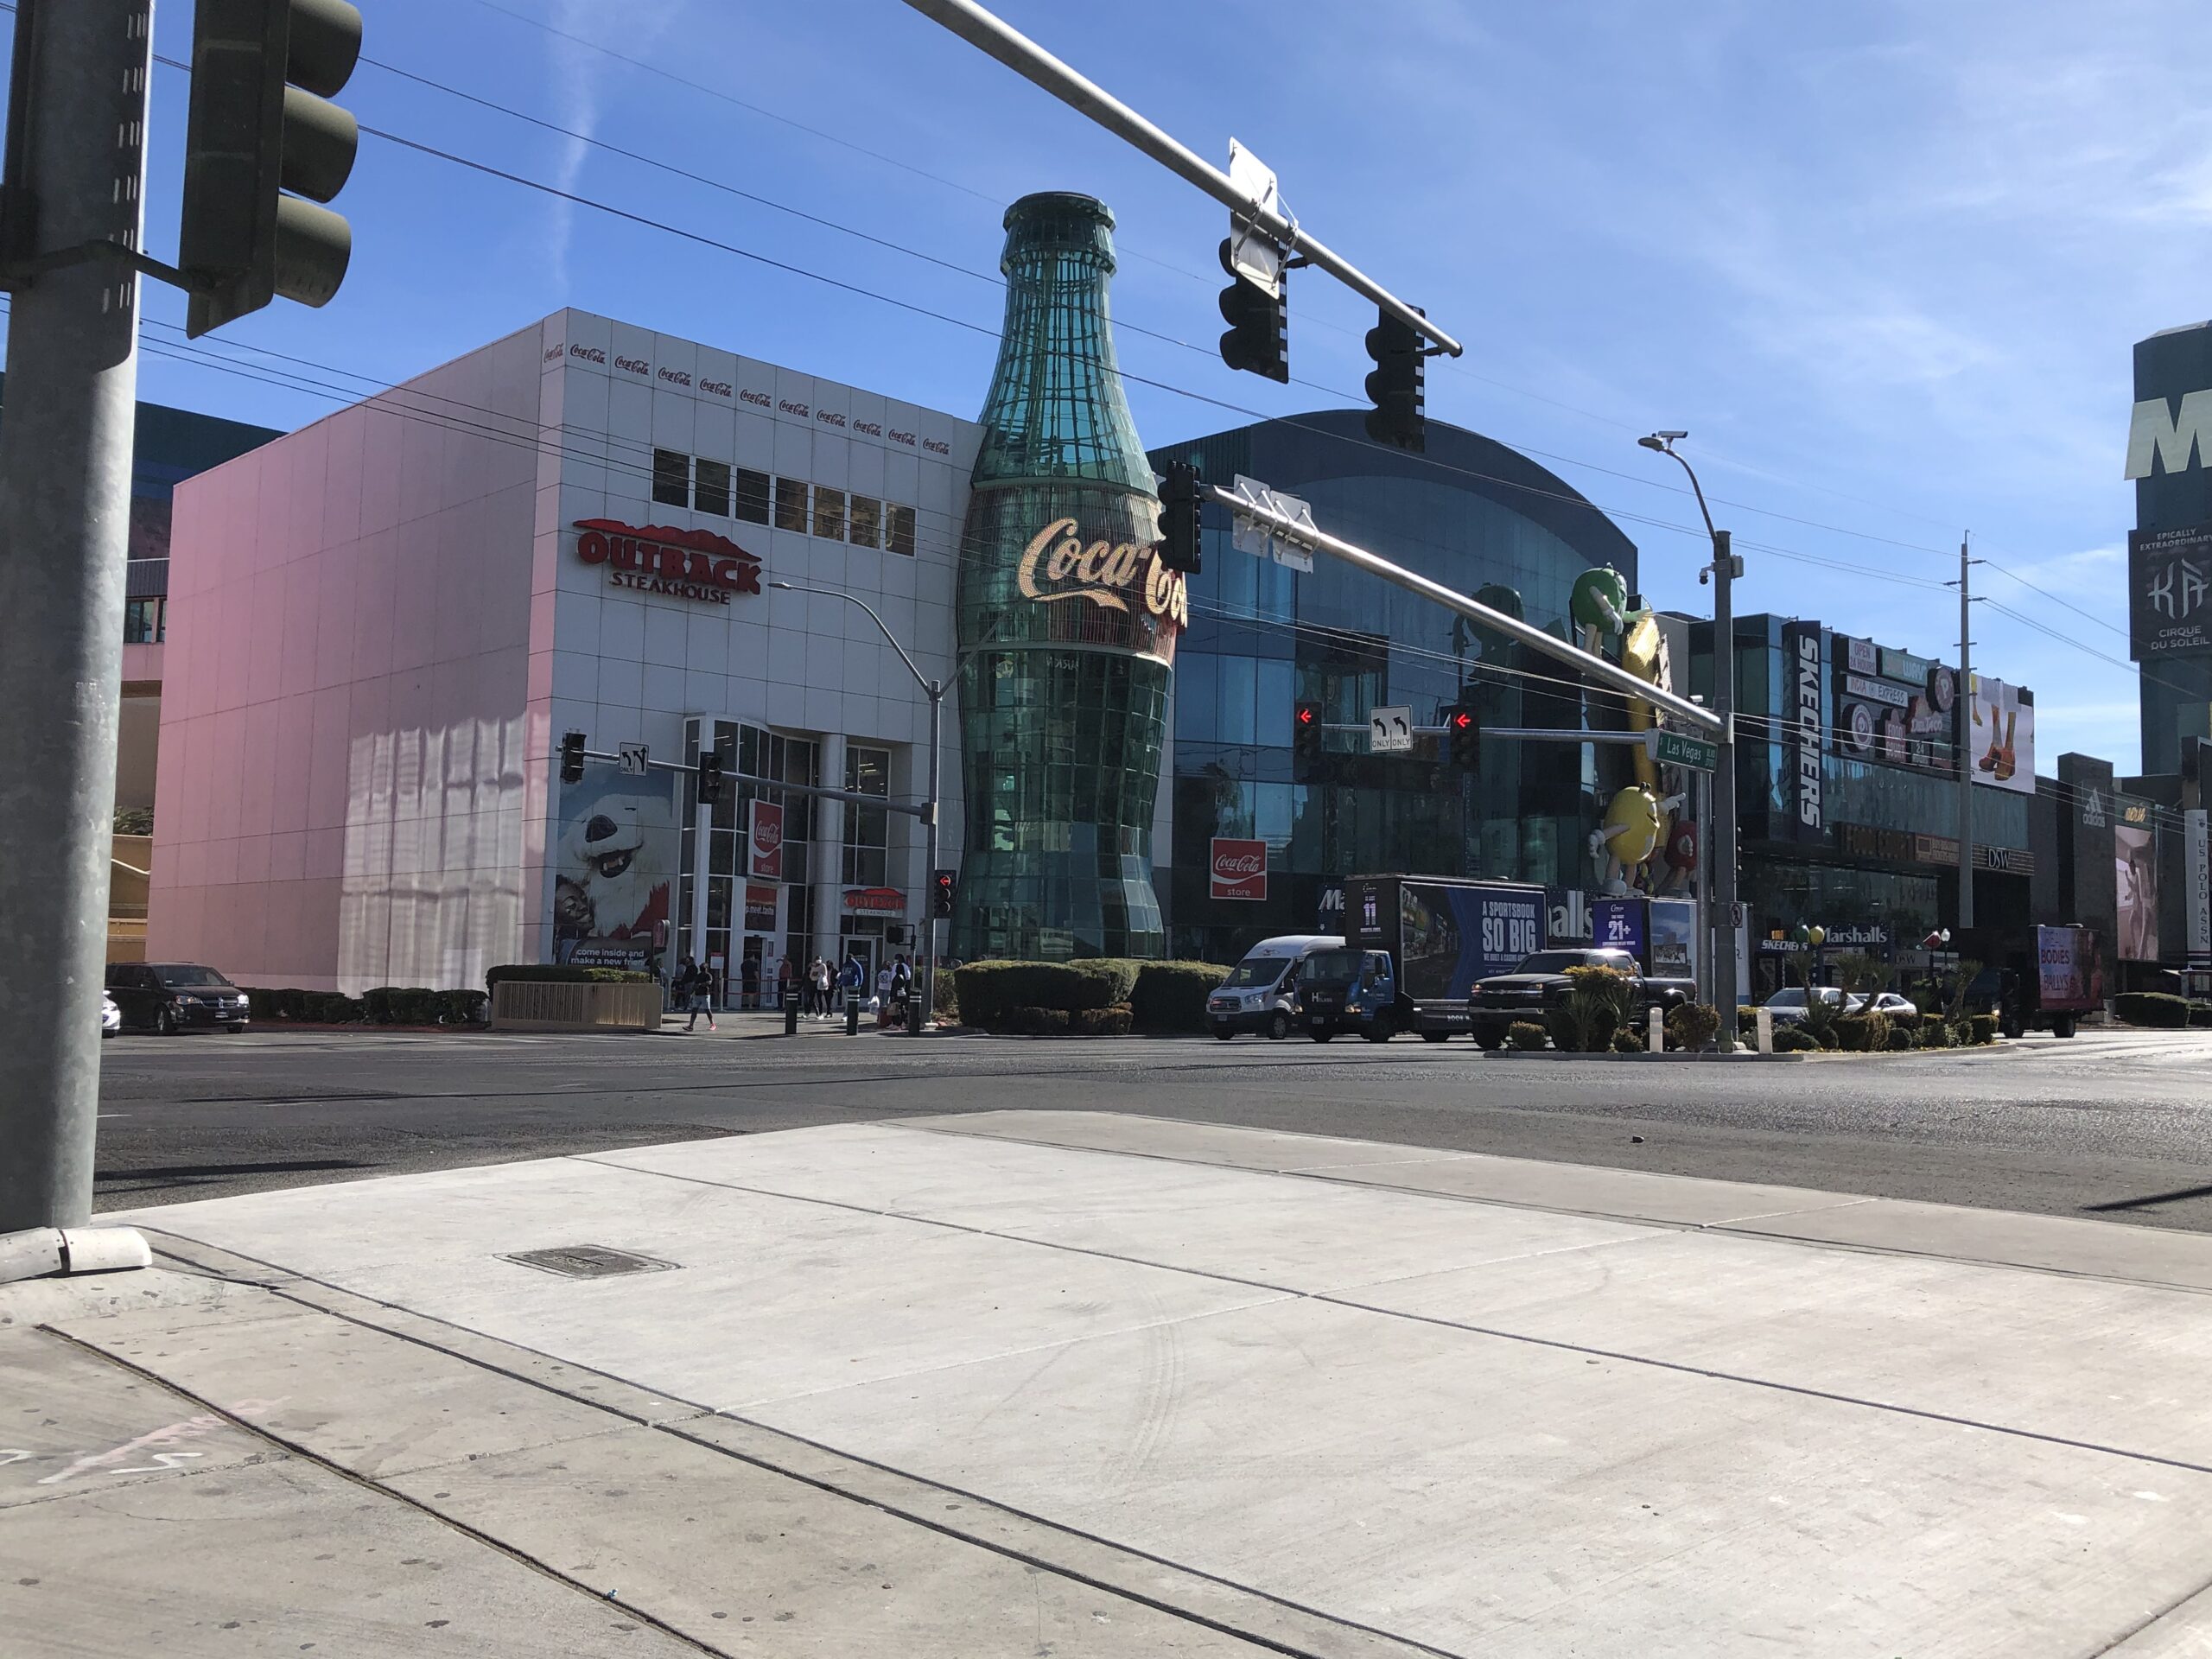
<box><xmin>679</xmin><ymin>957</ymin><xmax>715</xmax><ymax>1033</ymax></box>
<box><xmin>842</xmin><ymin>951</ymin><xmax>867</xmax><ymax>1014</ymax></box>
<box><xmin>875</xmin><ymin>962</ymin><xmax>893</xmax><ymax>1026</ymax></box>
<box><xmin>777</xmin><ymin>953</ymin><xmax>795</xmax><ymax>1010</ymax></box>
<box><xmin>740</xmin><ymin>952</ymin><xmax>760</xmax><ymax>1011</ymax></box>
<box><xmin>810</xmin><ymin>957</ymin><xmax>832</xmax><ymax>1018</ymax></box>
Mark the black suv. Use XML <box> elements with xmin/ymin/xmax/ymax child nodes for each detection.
<box><xmin>105</xmin><ymin>963</ymin><xmax>251</xmax><ymax>1034</ymax></box>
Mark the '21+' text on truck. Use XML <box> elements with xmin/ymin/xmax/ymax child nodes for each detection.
<box><xmin>1300</xmin><ymin>875</ymin><xmax>1548</xmax><ymax>1043</ymax></box>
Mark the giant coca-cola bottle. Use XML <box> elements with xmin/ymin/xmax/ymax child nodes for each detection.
<box><xmin>953</xmin><ymin>193</ymin><xmax>1186</xmax><ymax>961</ymax></box>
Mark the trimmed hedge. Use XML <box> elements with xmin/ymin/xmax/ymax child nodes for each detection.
<box><xmin>1771</xmin><ymin>1026</ymin><xmax>1817</xmax><ymax>1053</ymax></box>
<box><xmin>2192</xmin><ymin>1003</ymin><xmax>2212</xmax><ymax>1028</ymax></box>
<box><xmin>486</xmin><ymin>963</ymin><xmax>657</xmax><ymax>988</ymax></box>
<box><xmin>244</xmin><ymin>986</ymin><xmax>487</xmax><ymax>1026</ymax></box>
<box><xmin>1072</xmin><ymin>1004</ymin><xmax>1135</xmax><ymax>1037</ymax></box>
<box><xmin>239</xmin><ymin>987</ymin><xmax>365</xmax><ymax>1024</ymax></box>
<box><xmin>1130</xmin><ymin>962</ymin><xmax>1230</xmax><ymax>1033</ymax></box>
<box><xmin>1610</xmin><ymin>1027</ymin><xmax>1645</xmax><ymax>1054</ymax></box>
<box><xmin>1834</xmin><ymin>1012</ymin><xmax>1890</xmax><ymax>1052</ymax></box>
<box><xmin>2115</xmin><ymin>991</ymin><xmax>2193</xmax><ymax>1029</ymax></box>
<box><xmin>1885</xmin><ymin>1024</ymin><xmax>1916</xmax><ymax>1050</ymax></box>
<box><xmin>1507</xmin><ymin>1020</ymin><xmax>1548</xmax><ymax>1051</ymax></box>
<box><xmin>1665</xmin><ymin>1002</ymin><xmax>1721</xmax><ymax>1052</ymax></box>
<box><xmin>1966</xmin><ymin>1013</ymin><xmax>1999</xmax><ymax>1046</ymax></box>
<box><xmin>1001</xmin><ymin>1005</ymin><xmax>1071</xmax><ymax>1035</ymax></box>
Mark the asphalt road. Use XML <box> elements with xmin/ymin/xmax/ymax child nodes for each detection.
<box><xmin>88</xmin><ymin>1022</ymin><xmax>2212</xmax><ymax>1231</ymax></box>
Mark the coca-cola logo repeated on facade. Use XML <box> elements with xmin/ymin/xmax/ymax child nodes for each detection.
<box><xmin>613</xmin><ymin>355</ymin><xmax>649</xmax><ymax>377</ymax></box>
<box><xmin>657</xmin><ymin>367</ymin><xmax>691</xmax><ymax>388</ymax></box>
<box><xmin>739</xmin><ymin>388</ymin><xmax>772</xmax><ymax>408</ymax></box>
<box><xmin>698</xmin><ymin>378</ymin><xmax>733</xmax><ymax>398</ymax></box>
<box><xmin>1210</xmin><ymin>838</ymin><xmax>1267</xmax><ymax>902</ymax></box>
<box><xmin>574</xmin><ymin>519</ymin><xmax>762</xmax><ymax>605</ymax></box>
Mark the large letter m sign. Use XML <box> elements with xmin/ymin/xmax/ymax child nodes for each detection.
<box><xmin>2126</xmin><ymin>390</ymin><xmax>2212</xmax><ymax>480</ymax></box>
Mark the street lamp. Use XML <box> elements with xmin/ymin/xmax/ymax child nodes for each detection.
<box><xmin>1638</xmin><ymin>431</ymin><xmax>1742</xmax><ymax>1052</ymax></box>
<box><xmin>767</xmin><ymin>582</ymin><xmax>946</xmax><ymax>1028</ymax></box>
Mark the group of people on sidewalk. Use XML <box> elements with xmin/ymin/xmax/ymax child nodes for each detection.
<box><xmin>673</xmin><ymin>950</ymin><xmax>921</xmax><ymax>1031</ymax></box>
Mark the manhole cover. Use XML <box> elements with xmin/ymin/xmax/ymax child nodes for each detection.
<box><xmin>502</xmin><ymin>1245</ymin><xmax>677</xmax><ymax>1279</ymax></box>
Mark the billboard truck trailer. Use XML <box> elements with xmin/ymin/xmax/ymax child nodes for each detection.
<box><xmin>1959</xmin><ymin>924</ymin><xmax>2102</xmax><ymax>1039</ymax></box>
<box><xmin>1310</xmin><ymin>874</ymin><xmax>1548</xmax><ymax>1042</ymax></box>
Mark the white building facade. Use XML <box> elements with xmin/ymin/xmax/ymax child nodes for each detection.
<box><xmin>150</xmin><ymin>308</ymin><xmax>978</xmax><ymax>995</ymax></box>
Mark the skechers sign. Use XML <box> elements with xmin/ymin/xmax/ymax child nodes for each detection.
<box><xmin>1784</xmin><ymin>622</ymin><xmax>1825</xmax><ymax>839</ymax></box>
<box><xmin>574</xmin><ymin>520</ymin><xmax>762</xmax><ymax>604</ymax></box>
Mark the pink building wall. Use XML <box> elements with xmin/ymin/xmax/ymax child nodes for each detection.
<box><xmin>151</xmin><ymin>323</ymin><xmax>548</xmax><ymax>991</ymax></box>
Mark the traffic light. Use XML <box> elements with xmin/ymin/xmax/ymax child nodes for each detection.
<box><xmin>1293</xmin><ymin>700</ymin><xmax>1322</xmax><ymax>762</ymax></box>
<box><xmin>933</xmin><ymin>869</ymin><xmax>957</xmax><ymax>918</ymax></box>
<box><xmin>1157</xmin><ymin>461</ymin><xmax>1203</xmax><ymax>575</ymax></box>
<box><xmin>1217</xmin><ymin>238</ymin><xmax>1287</xmax><ymax>382</ymax></box>
<box><xmin>1441</xmin><ymin>704</ymin><xmax>1478</xmax><ymax>768</ymax></box>
<box><xmin>1363</xmin><ymin>306</ymin><xmax>1426</xmax><ymax>452</ymax></box>
<box><xmin>180</xmin><ymin>0</ymin><xmax>364</xmax><ymax>338</ymax></box>
<box><xmin>696</xmin><ymin>751</ymin><xmax>725</xmax><ymax>805</ymax></box>
<box><xmin>559</xmin><ymin>731</ymin><xmax>587</xmax><ymax>785</ymax></box>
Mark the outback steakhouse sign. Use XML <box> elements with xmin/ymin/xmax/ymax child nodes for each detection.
<box><xmin>575</xmin><ymin>519</ymin><xmax>761</xmax><ymax>604</ymax></box>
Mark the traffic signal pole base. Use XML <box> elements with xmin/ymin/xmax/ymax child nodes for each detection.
<box><xmin>0</xmin><ymin>1225</ymin><xmax>153</xmax><ymax>1287</ymax></box>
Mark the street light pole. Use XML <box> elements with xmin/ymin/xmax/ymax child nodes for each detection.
<box><xmin>769</xmin><ymin>583</ymin><xmax>944</xmax><ymax>1027</ymax></box>
<box><xmin>1639</xmin><ymin>434</ymin><xmax>1740</xmax><ymax>1052</ymax></box>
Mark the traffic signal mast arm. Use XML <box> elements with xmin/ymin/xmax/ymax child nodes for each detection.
<box><xmin>1214</xmin><ymin>486</ymin><xmax>1723</xmax><ymax>735</ymax></box>
<box><xmin>553</xmin><ymin>737</ymin><xmax>935</xmax><ymax>822</ymax></box>
<box><xmin>898</xmin><ymin>0</ymin><xmax>1459</xmax><ymax>359</ymax></box>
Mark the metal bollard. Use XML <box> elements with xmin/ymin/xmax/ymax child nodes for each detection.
<box><xmin>845</xmin><ymin>996</ymin><xmax>861</xmax><ymax>1036</ymax></box>
<box><xmin>784</xmin><ymin>988</ymin><xmax>799</xmax><ymax>1037</ymax></box>
<box><xmin>1755</xmin><ymin>1007</ymin><xmax>1774</xmax><ymax>1055</ymax></box>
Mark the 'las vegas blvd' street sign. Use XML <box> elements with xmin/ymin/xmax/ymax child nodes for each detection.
<box><xmin>1648</xmin><ymin>728</ymin><xmax>1719</xmax><ymax>771</ymax></box>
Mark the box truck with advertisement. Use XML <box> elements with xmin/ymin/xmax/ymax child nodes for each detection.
<box><xmin>1301</xmin><ymin>875</ymin><xmax>1548</xmax><ymax>1042</ymax></box>
<box><xmin>1959</xmin><ymin>924</ymin><xmax>2102</xmax><ymax>1038</ymax></box>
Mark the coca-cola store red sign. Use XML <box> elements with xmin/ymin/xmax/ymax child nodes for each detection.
<box><xmin>575</xmin><ymin>519</ymin><xmax>761</xmax><ymax>604</ymax></box>
<box><xmin>1210</xmin><ymin>837</ymin><xmax>1267</xmax><ymax>902</ymax></box>
<box><xmin>747</xmin><ymin>799</ymin><xmax>784</xmax><ymax>880</ymax></box>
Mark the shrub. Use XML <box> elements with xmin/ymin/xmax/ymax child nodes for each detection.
<box><xmin>1611</xmin><ymin>1027</ymin><xmax>1645</xmax><ymax>1054</ymax></box>
<box><xmin>1547</xmin><ymin>964</ymin><xmax>1630</xmax><ymax>1052</ymax></box>
<box><xmin>2192</xmin><ymin>1003</ymin><xmax>2212</xmax><ymax>1028</ymax></box>
<box><xmin>1001</xmin><ymin>1005</ymin><xmax>1071</xmax><ymax>1036</ymax></box>
<box><xmin>1771</xmin><ymin>1026</ymin><xmax>1817</xmax><ymax>1052</ymax></box>
<box><xmin>1885</xmin><ymin>1024</ymin><xmax>1916</xmax><ymax>1051</ymax></box>
<box><xmin>1507</xmin><ymin>1020</ymin><xmax>1548</xmax><ymax>1051</ymax></box>
<box><xmin>1130</xmin><ymin>962</ymin><xmax>1231</xmax><ymax>1033</ymax></box>
<box><xmin>1738</xmin><ymin>1005</ymin><xmax>1758</xmax><ymax>1036</ymax></box>
<box><xmin>1666</xmin><ymin>1001</ymin><xmax>1722</xmax><ymax>1052</ymax></box>
<box><xmin>2114</xmin><ymin>991</ymin><xmax>2193</xmax><ymax>1029</ymax></box>
<box><xmin>1072</xmin><ymin>1004</ymin><xmax>1134</xmax><ymax>1037</ymax></box>
<box><xmin>1833</xmin><ymin>1012</ymin><xmax>1891</xmax><ymax>1052</ymax></box>
<box><xmin>1967</xmin><ymin>1014</ymin><xmax>1999</xmax><ymax>1046</ymax></box>
<box><xmin>1918</xmin><ymin>1020</ymin><xmax>1954</xmax><ymax>1048</ymax></box>
<box><xmin>485</xmin><ymin>963</ymin><xmax>655</xmax><ymax>988</ymax></box>
<box><xmin>436</xmin><ymin>989</ymin><xmax>489</xmax><ymax>1026</ymax></box>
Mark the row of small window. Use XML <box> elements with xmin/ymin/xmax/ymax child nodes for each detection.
<box><xmin>651</xmin><ymin>448</ymin><xmax>917</xmax><ymax>556</ymax></box>
<box><xmin>124</xmin><ymin>596</ymin><xmax>166</xmax><ymax>645</ymax></box>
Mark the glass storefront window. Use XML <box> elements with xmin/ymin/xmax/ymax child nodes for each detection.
<box><xmin>813</xmin><ymin>487</ymin><xmax>847</xmax><ymax>542</ymax></box>
<box><xmin>849</xmin><ymin>496</ymin><xmax>880</xmax><ymax>549</ymax></box>
<box><xmin>886</xmin><ymin>504</ymin><xmax>917</xmax><ymax>556</ymax></box>
<box><xmin>842</xmin><ymin>744</ymin><xmax>890</xmax><ymax>887</ymax></box>
<box><xmin>693</xmin><ymin>458</ymin><xmax>730</xmax><ymax>517</ymax></box>
<box><xmin>734</xmin><ymin>468</ymin><xmax>771</xmax><ymax>525</ymax></box>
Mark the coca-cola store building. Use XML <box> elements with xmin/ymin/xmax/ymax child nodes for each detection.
<box><xmin>148</xmin><ymin>309</ymin><xmax>979</xmax><ymax>994</ymax></box>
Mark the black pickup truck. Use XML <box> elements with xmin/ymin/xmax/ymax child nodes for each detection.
<box><xmin>1465</xmin><ymin>947</ymin><xmax>1699</xmax><ymax>1049</ymax></box>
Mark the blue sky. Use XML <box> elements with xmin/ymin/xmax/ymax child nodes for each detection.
<box><xmin>62</xmin><ymin>0</ymin><xmax>2212</xmax><ymax>772</ymax></box>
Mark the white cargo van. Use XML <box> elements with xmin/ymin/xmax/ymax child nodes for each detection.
<box><xmin>1205</xmin><ymin>935</ymin><xmax>1345</xmax><ymax>1040</ymax></box>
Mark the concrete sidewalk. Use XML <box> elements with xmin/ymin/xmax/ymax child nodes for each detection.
<box><xmin>10</xmin><ymin>1112</ymin><xmax>2212</xmax><ymax>1656</ymax></box>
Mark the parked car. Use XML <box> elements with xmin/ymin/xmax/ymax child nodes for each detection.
<box><xmin>101</xmin><ymin>990</ymin><xmax>121</xmax><ymax>1038</ymax></box>
<box><xmin>1467</xmin><ymin>948</ymin><xmax>1698</xmax><ymax>1049</ymax></box>
<box><xmin>1853</xmin><ymin>992</ymin><xmax>1919</xmax><ymax>1020</ymax></box>
<box><xmin>1760</xmin><ymin>986</ymin><xmax>1851</xmax><ymax>1027</ymax></box>
<box><xmin>104</xmin><ymin>963</ymin><xmax>251</xmax><ymax>1034</ymax></box>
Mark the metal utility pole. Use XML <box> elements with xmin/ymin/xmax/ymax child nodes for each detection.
<box><xmin>769</xmin><ymin>583</ymin><xmax>945</xmax><ymax>1027</ymax></box>
<box><xmin>1637</xmin><ymin>435</ymin><xmax>1741</xmax><ymax>1052</ymax></box>
<box><xmin>1955</xmin><ymin>536</ymin><xmax>1978</xmax><ymax>931</ymax></box>
<box><xmin>0</xmin><ymin>0</ymin><xmax>154</xmax><ymax>1232</ymax></box>
<box><xmin>898</xmin><ymin>0</ymin><xmax>1460</xmax><ymax>359</ymax></box>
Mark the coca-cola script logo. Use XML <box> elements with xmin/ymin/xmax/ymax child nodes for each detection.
<box><xmin>699</xmin><ymin>378</ymin><xmax>733</xmax><ymax>398</ymax></box>
<box><xmin>923</xmin><ymin>437</ymin><xmax>950</xmax><ymax>455</ymax></box>
<box><xmin>747</xmin><ymin>799</ymin><xmax>785</xmax><ymax>880</ymax></box>
<box><xmin>574</xmin><ymin>519</ymin><xmax>762</xmax><ymax>606</ymax></box>
<box><xmin>613</xmin><ymin>355</ymin><xmax>649</xmax><ymax>377</ymax></box>
<box><xmin>1016</xmin><ymin>518</ymin><xmax>1189</xmax><ymax>629</ymax></box>
<box><xmin>739</xmin><ymin>388</ymin><xmax>772</xmax><ymax>408</ymax></box>
<box><xmin>568</xmin><ymin>344</ymin><xmax>607</xmax><ymax>365</ymax></box>
<box><xmin>815</xmin><ymin>409</ymin><xmax>848</xmax><ymax>429</ymax></box>
<box><xmin>657</xmin><ymin>367</ymin><xmax>692</xmax><ymax>388</ymax></box>
<box><xmin>852</xmin><ymin>420</ymin><xmax>882</xmax><ymax>437</ymax></box>
<box><xmin>1210</xmin><ymin>837</ymin><xmax>1267</xmax><ymax>903</ymax></box>
<box><xmin>778</xmin><ymin>398</ymin><xmax>810</xmax><ymax>417</ymax></box>
<box><xmin>543</xmin><ymin>343</ymin><xmax>564</xmax><ymax>364</ymax></box>
<box><xmin>888</xmin><ymin>429</ymin><xmax>916</xmax><ymax>446</ymax></box>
